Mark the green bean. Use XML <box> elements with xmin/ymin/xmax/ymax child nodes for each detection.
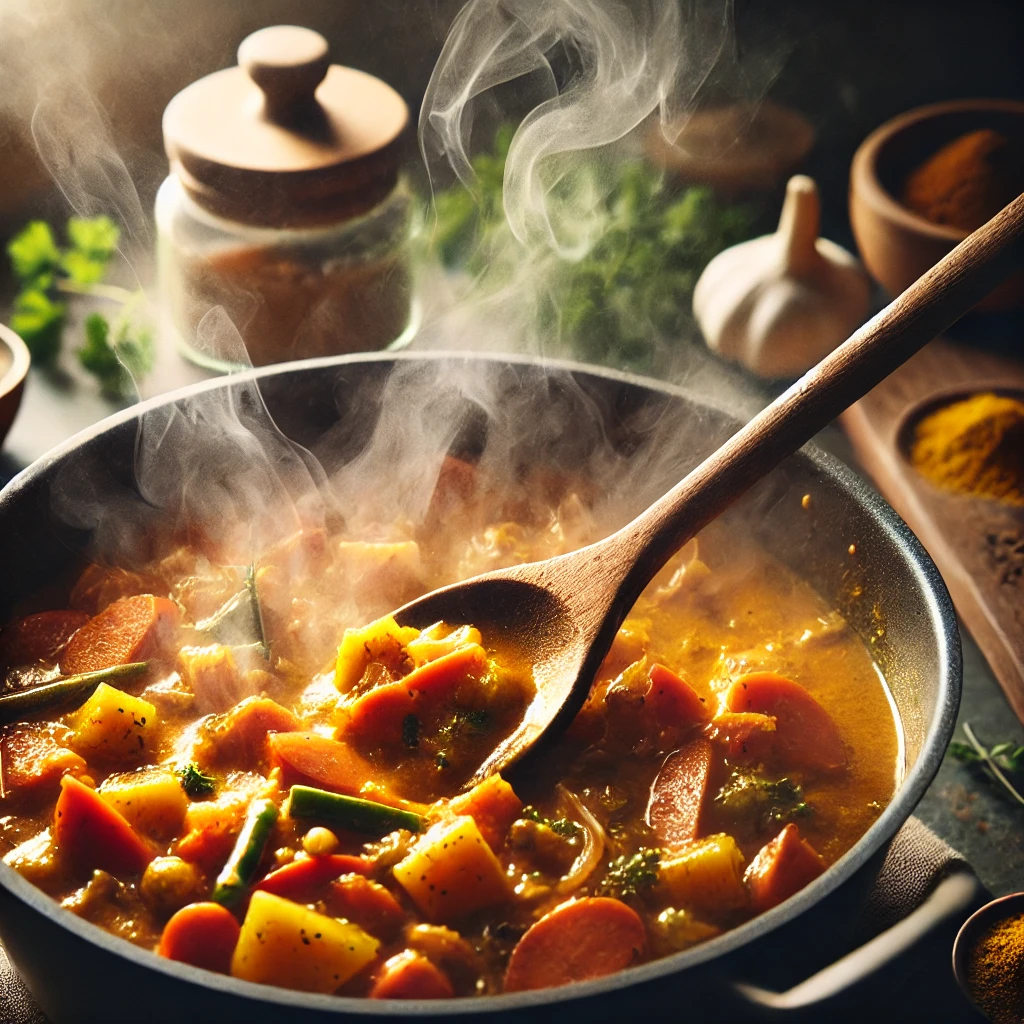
<box><xmin>211</xmin><ymin>797</ymin><xmax>280</xmax><ymax>907</ymax></box>
<box><xmin>0</xmin><ymin>662</ymin><xmax>149</xmax><ymax>725</ymax></box>
<box><xmin>288</xmin><ymin>786</ymin><xmax>424</xmax><ymax>835</ymax></box>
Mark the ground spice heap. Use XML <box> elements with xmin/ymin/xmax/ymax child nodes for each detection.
<box><xmin>910</xmin><ymin>392</ymin><xmax>1024</xmax><ymax>505</ymax></box>
<box><xmin>902</xmin><ymin>129</ymin><xmax>1024</xmax><ymax>232</ymax></box>
<box><xmin>966</xmin><ymin>911</ymin><xmax>1024</xmax><ymax>1023</ymax></box>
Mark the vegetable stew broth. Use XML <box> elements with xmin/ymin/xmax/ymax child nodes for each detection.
<box><xmin>0</xmin><ymin>462</ymin><xmax>899</xmax><ymax>997</ymax></box>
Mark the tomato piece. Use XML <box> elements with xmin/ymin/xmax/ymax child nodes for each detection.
<box><xmin>724</xmin><ymin>672</ymin><xmax>846</xmax><ymax>772</ymax></box>
<box><xmin>158</xmin><ymin>902</ymin><xmax>241</xmax><ymax>974</ymax></box>
<box><xmin>53</xmin><ymin>774</ymin><xmax>155</xmax><ymax>875</ymax></box>
<box><xmin>59</xmin><ymin>595</ymin><xmax>179</xmax><ymax>675</ymax></box>
<box><xmin>745</xmin><ymin>822</ymin><xmax>827</xmax><ymax>912</ymax></box>
<box><xmin>646</xmin><ymin>737</ymin><xmax>713</xmax><ymax>849</ymax></box>
<box><xmin>326</xmin><ymin>873</ymin><xmax>407</xmax><ymax>940</ymax></box>
<box><xmin>0</xmin><ymin>610</ymin><xmax>90</xmax><ymax>668</ymax></box>
<box><xmin>371</xmin><ymin>951</ymin><xmax>453</xmax><ymax>999</ymax></box>
<box><xmin>504</xmin><ymin>897</ymin><xmax>646</xmax><ymax>992</ymax></box>
<box><xmin>254</xmin><ymin>854</ymin><xmax>370</xmax><ymax>898</ymax></box>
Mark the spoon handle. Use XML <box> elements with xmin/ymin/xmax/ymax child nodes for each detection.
<box><xmin>610</xmin><ymin>191</ymin><xmax>1024</xmax><ymax>601</ymax></box>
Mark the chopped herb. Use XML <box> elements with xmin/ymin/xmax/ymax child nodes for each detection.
<box><xmin>598</xmin><ymin>847</ymin><xmax>662</xmax><ymax>901</ymax></box>
<box><xmin>521</xmin><ymin>805</ymin><xmax>582</xmax><ymax>839</ymax></box>
<box><xmin>402</xmin><ymin>713</ymin><xmax>421</xmax><ymax>749</ymax></box>
<box><xmin>714</xmin><ymin>768</ymin><xmax>811</xmax><ymax>829</ymax></box>
<box><xmin>176</xmin><ymin>762</ymin><xmax>216</xmax><ymax>798</ymax></box>
<box><xmin>948</xmin><ymin>723</ymin><xmax>1024</xmax><ymax>806</ymax></box>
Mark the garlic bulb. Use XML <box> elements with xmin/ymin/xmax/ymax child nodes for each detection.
<box><xmin>694</xmin><ymin>175</ymin><xmax>871</xmax><ymax>378</ymax></box>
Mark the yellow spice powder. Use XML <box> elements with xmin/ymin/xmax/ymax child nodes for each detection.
<box><xmin>909</xmin><ymin>392</ymin><xmax>1024</xmax><ymax>505</ymax></box>
<box><xmin>967</xmin><ymin>911</ymin><xmax>1024</xmax><ymax>1024</ymax></box>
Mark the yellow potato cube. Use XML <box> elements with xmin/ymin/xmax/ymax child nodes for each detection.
<box><xmin>231</xmin><ymin>891</ymin><xmax>379</xmax><ymax>993</ymax></box>
<box><xmin>70</xmin><ymin>683</ymin><xmax>158</xmax><ymax>762</ymax></box>
<box><xmin>98</xmin><ymin>767</ymin><xmax>188</xmax><ymax>838</ymax></box>
<box><xmin>660</xmin><ymin>833</ymin><xmax>749</xmax><ymax>914</ymax></box>
<box><xmin>393</xmin><ymin>815</ymin><xmax>509</xmax><ymax>923</ymax></box>
<box><xmin>334</xmin><ymin>614</ymin><xmax>419</xmax><ymax>692</ymax></box>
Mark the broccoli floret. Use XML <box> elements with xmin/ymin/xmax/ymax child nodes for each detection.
<box><xmin>714</xmin><ymin>768</ymin><xmax>810</xmax><ymax>829</ymax></box>
<box><xmin>176</xmin><ymin>762</ymin><xmax>216</xmax><ymax>798</ymax></box>
<box><xmin>598</xmin><ymin>847</ymin><xmax>662</xmax><ymax>900</ymax></box>
<box><xmin>520</xmin><ymin>805</ymin><xmax>582</xmax><ymax>839</ymax></box>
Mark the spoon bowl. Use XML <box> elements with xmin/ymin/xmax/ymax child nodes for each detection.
<box><xmin>397</xmin><ymin>191</ymin><xmax>1024</xmax><ymax>786</ymax></box>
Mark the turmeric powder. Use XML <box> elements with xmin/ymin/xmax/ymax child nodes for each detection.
<box><xmin>966</xmin><ymin>911</ymin><xmax>1024</xmax><ymax>1023</ymax></box>
<box><xmin>902</xmin><ymin>129</ymin><xmax>1024</xmax><ymax>233</ymax></box>
<box><xmin>909</xmin><ymin>392</ymin><xmax>1024</xmax><ymax>505</ymax></box>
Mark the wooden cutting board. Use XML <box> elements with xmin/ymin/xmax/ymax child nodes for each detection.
<box><xmin>841</xmin><ymin>337</ymin><xmax>1024</xmax><ymax>723</ymax></box>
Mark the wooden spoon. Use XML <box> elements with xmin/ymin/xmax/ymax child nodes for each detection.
<box><xmin>395</xmin><ymin>193</ymin><xmax>1024</xmax><ymax>788</ymax></box>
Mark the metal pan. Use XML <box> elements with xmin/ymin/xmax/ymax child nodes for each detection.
<box><xmin>0</xmin><ymin>352</ymin><xmax>963</xmax><ymax>1022</ymax></box>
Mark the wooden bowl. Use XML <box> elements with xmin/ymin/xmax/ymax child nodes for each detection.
<box><xmin>849</xmin><ymin>99</ymin><xmax>1024</xmax><ymax>310</ymax></box>
<box><xmin>0</xmin><ymin>323</ymin><xmax>30</xmax><ymax>449</ymax></box>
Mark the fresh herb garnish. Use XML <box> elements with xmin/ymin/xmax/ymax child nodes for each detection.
<box><xmin>948</xmin><ymin>723</ymin><xmax>1024</xmax><ymax>806</ymax></box>
<box><xmin>6</xmin><ymin>215</ymin><xmax>153</xmax><ymax>398</ymax></box>
<box><xmin>429</xmin><ymin>127</ymin><xmax>758</xmax><ymax>372</ymax></box>
<box><xmin>598</xmin><ymin>847</ymin><xmax>662</xmax><ymax>900</ymax></box>
<box><xmin>714</xmin><ymin>768</ymin><xmax>811</xmax><ymax>829</ymax></box>
<box><xmin>176</xmin><ymin>762</ymin><xmax>216</xmax><ymax>798</ymax></box>
<box><xmin>402</xmin><ymin>713</ymin><xmax>421</xmax><ymax>749</ymax></box>
<box><xmin>521</xmin><ymin>805</ymin><xmax>582</xmax><ymax>840</ymax></box>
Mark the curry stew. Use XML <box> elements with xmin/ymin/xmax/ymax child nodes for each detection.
<box><xmin>0</xmin><ymin>461</ymin><xmax>899</xmax><ymax>998</ymax></box>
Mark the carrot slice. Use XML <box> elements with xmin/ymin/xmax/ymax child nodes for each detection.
<box><xmin>646</xmin><ymin>737</ymin><xmax>713</xmax><ymax>849</ymax></box>
<box><xmin>158</xmin><ymin>901</ymin><xmax>241</xmax><ymax>974</ymax></box>
<box><xmin>0</xmin><ymin>610</ymin><xmax>90</xmax><ymax>667</ymax></box>
<box><xmin>704</xmin><ymin>711</ymin><xmax>777</xmax><ymax>763</ymax></box>
<box><xmin>745</xmin><ymin>823</ymin><xmax>826</xmax><ymax>912</ymax></box>
<box><xmin>344</xmin><ymin>644</ymin><xmax>487</xmax><ymax>748</ymax></box>
<box><xmin>449</xmin><ymin>774</ymin><xmax>522</xmax><ymax>852</ymax></box>
<box><xmin>647</xmin><ymin>664</ymin><xmax>711</xmax><ymax>727</ymax></box>
<box><xmin>2</xmin><ymin>730</ymin><xmax>86</xmax><ymax>801</ymax></box>
<box><xmin>504</xmin><ymin>897</ymin><xmax>646</xmax><ymax>992</ymax></box>
<box><xmin>53</xmin><ymin>774</ymin><xmax>155</xmax><ymax>875</ymax></box>
<box><xmin>205</xmin><ymin>696</ymin><xmax>300</xmax><ymax>767</ymax></box>
<box><xmin>59</xmin><ymin>595</ymin><xmax>179</xmax><ymax>675</ymax></box>
<box><xmin>268</xmin><ymin>731</ymin><xmax>377</xmax><ymax>794</ymax></box>
<box><xmin>326</xmin><ymin>873</ymin><xmax>407</xmax><ymax>940</ymax></box>
<box><xmin>371</xmin><ymin>951</ymin><xmax>453</xmax><ymax>999</ymax></box>
<box><xmin>254</xmin><ymin>854</ymin><xmax>369</xmax><ymax>898</ymax></box>
<box><xmin>724</xmin><ymin>672</ymin><xmax>846</xmax><ymax>772</ymax></box>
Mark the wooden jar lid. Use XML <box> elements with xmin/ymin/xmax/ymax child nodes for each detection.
<box><xmin>163</xmin><ymin>26</ymin><xmax>409</xmax><ymax>228</ymax></box>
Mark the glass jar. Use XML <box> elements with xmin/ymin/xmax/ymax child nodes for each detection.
<box><xmin>156</xmin><ymin>25</ymin><xmax>417</xmax><ymax>371</ymax></box>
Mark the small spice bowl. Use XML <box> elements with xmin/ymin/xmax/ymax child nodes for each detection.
<box><xmin>0</xmin><ymin>323</ymin><xmax>30</xmax><ymax>450</ymax></box>
<box><xmin>849</xmin><ymin>99</ymin><xmax>1024</xmax><ymax>310</ymax></box>
<box><xmin>952</xmin><ymin>890</ymin><xmax>1024</xmax><ymax>1022</ymax></box>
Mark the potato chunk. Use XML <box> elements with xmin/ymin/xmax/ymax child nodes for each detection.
<box><xmin>98</xmin><ymin>768</ymin><xmax>188</xmax><ymax>838</ymax></box>
<box><xmin>335</xmin><ymin>614</ymin><xmax>419</xmax><ymax>693</ymax></box>
<box><xmin>393</xmin><ymin>815</ymin><xmax>509</xmax><ymax>923</ymax></box>
<box><xmin>659</xmin><ymin>833</ymin><xmax>748</xmax><ymax>915</ymax></box>
<box><xmin>70</xmin><ymin>683</ymin><xmax>158</xmax><ymax>762</ymax></box>
<box><xmin>231</xmin><ymin>890</ymin><xmax>379</xmax><ymax>993</ymax></box>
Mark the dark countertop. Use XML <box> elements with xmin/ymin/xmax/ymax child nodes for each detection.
<box><xmin>2</xmin><ymin>337</ymin><xmax>1022</xmax><ymax>901</ymax></box>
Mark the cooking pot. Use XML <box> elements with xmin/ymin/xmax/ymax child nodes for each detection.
<box><xmin>0</xmin><ymin>353</ymin><xmax>963</xmax><ymax>1022</ymax></box>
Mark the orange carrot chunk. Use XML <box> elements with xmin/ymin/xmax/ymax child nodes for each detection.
<box><xmin>2</xmin><ymin>730</ymin><xmax>86</xmax><ymax>801</ymax></box>
<box><xmin>0</xmin><ymin>610</ymin><xmax>90</xmax><ymax>668</ymax></box>
<box><xmin>59</xmin><ymin>595</ymin><xmax>179</xmax><ymax>675</ymax></box>
<box><xmin>53</xmin><ymin>774</ymin><xmax>155</xmax><ymax>875</ymax></box>
<box><xmin>254</xmin><ymin>854</ymin><xmax>370</xmax><ymax>898</ymax></box>
<box><xmin>646</xmin><ymin>737</ymin><xmax>713</xmax><ymax>849</ymax></box>
<box><xmin>745</xmin><ymin>822</ymin><xmax>827</xmax><ymax>912</ymax></box>
<box><xmin>646</xmin><ymin>663</ymin><xmax>711</xmax><ymax>727</ymax></box>
<box><xmin>504</xmin><ymin>897</ymin><xmax>646</xmax><ymax>992</ymax></box>
<box><xmin>158</xmin><ymin>901</ymin><xmax>241</xmax><ymax>974</ymax></box>
<box><xmin>724</xmin><ymin>672</ymin><xmax>846</xmax><ymax>772</ymax></box>
<box><xmin>449</xmin><ymin>774</ymin><xmax>522</xmax><ymax>853</ymax></box>
<box><xmin>371</xmin><ymin>951</ymin><xmax>454</xmax><ymax>999</ymax></box>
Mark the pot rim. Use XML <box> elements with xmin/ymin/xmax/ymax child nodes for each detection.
<box><xmin>0</xmin><ymin>350</ymin><xmax>962</xmax><ymax>1014</ymax></box>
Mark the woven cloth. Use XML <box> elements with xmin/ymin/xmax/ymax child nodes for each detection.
<box><xmin>0</xmin><ymin>815</ymin><xmax>975</xmax><ymax>1023</ymax></box>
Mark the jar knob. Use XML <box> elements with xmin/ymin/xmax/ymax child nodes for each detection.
<box><xmin>238</xmin><ymin>25</ymin><xmax>330</xmax><ymax>124</ymax></box>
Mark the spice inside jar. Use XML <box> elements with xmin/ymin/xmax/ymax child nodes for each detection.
<box><xmin>965</xmin><ymin>910</ymin><xmax>1024</xmax><ymax>1024</ymax></box>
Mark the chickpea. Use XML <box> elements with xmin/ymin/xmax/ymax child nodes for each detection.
<box><xmin>302</xmin><ymin>827</ymin><xmax>340</xmax><ymax>857</ymax></box>
<box><xmin>140</xmin><ymin>856</ymin><xmax>205</xmax><ymax>918</ymax></box>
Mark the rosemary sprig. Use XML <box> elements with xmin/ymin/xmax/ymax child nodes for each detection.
<box><xmin>949</xmin><ymin>722</ymin><xmax>1024</xmax><ymax>806</ymax></box>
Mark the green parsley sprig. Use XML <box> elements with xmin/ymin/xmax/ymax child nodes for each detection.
<box><xmin>6</xmin><ymin>216</ymin><xmax>153</xmax><ymax>399</ymax></box>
